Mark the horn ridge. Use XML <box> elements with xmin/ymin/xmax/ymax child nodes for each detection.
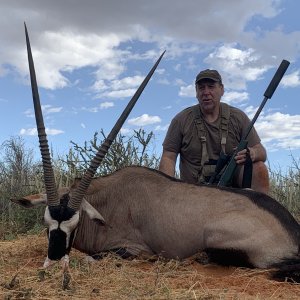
<box><xmin>24</xmin><ymin>22</ymin><xmax>59</xmax><ymax>207</ymax></box>
<box><xmin>68</xmin><ymin>51</ymin><xmax>166</xmax><ymax>211</ymax></box>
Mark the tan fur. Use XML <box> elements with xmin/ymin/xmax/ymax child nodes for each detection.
<box><xmin>70</xmin><ymin>166</ymin><xmax>299</xmax><ymax>268</ymax></box>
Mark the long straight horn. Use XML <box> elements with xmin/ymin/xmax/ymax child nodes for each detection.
<box><xmin>24</xmin><ymin>23</ymin><xmax>59</xmax><ymax>207</ymax></box>
<box><xmin>68</xmin><ymin>51</ymin><xmax>166</xmax><ymax>211</ymax></box>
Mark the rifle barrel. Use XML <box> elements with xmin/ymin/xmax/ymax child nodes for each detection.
<box><xmin>243</xmin><ymin>60</ymin><xmax>290</xmax><ymax>141</ymax></box>
<box><xmin>264</xmin><ymin>60</ymin><xmax>290</xmax><ymax>99</ymax></box>
<box><xmin>217</xmin><ymin>59</ymin><xmax>290</xmax><ymax>187</ymax></box>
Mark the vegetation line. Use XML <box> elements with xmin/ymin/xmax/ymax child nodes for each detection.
<box><xmin>0</xmin><ymin>131</ymin><xmax>299</xmax><ymax>240</ymax></box>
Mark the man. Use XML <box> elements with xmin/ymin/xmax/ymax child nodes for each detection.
<box><xmin>159</xmin><ymin>69</ymin><xmax>269</xmax><ymax>194</ymax></box>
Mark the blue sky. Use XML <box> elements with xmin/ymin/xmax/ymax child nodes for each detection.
<box><xmin>1</xmin><ymin>0</ymin><xmax>300</xmax><ymax>172</ymax></box>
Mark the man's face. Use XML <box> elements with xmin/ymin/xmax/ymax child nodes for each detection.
<box><xmin>196</xmin><ymin>79</ymin><xmax>224</xmax><ymax>114</ymax></box>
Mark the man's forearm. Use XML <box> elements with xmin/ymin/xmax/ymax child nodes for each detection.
<box><xmin>159</xmin><ymin>151</ymin><xmax>177</xmax><ymax>177</ymax></box>
<box><xmin>159</xmin><ymin>159</ymin><xmax>175</xmax><ymax>177</ymax></box>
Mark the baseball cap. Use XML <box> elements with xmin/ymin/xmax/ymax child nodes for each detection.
<box><xmin>195</xmin><ymin>69</ymin><xmax>222</xmax><ymax>84</ymax></box>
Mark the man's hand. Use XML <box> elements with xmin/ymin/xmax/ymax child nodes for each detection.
<box><xmin>234</xmin><ymin>147</ymin><xmax>255</xmax><ymax>165</ymax></box>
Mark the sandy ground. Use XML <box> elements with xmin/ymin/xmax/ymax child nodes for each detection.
<box><xmin>0</xmin><ymin>233</ymin><xmax>299</xmax><ymax>299</ymax></box>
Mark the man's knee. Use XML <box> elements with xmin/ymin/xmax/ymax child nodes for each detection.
<box><xmin>234</xmin><ymin>161</ymin><xmax>269</xmax><ymax>194</ymax></box>
<box><xmin>251</xmin><ymin>161</ymin><xmax>270</xmax><ymax>194</ymax></box>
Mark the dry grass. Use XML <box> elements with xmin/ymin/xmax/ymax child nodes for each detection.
<box><xmin>0</xmin><ymin>234</ymin><xmax>299</xmax><ymax>300</ymax></box>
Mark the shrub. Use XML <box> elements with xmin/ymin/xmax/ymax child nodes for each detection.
<box><xmin>1</xmin><ymin>133</ymin><xmax>300</xmax><ymax>239</ymax></box>
<box><xmin>0</xmin><ymin>130</ymin><xmax>159</xmax><ymax>238</ymax></box>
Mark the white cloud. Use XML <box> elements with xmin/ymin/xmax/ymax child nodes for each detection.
<box><xmin>0</xmin><ymin>0</ymin><xmax>286</xmax><ymax>93</ymax></box>
<box><xmin>110</xmin><ymin>75</ymin><xmax>144</xmax><ymax>90</ymax></box>
<box><xmin>175</xmin><ymin>78</ymin><xmax>186</xmax><ymax>86</ymax></box>
<box><xmin>255</xmin><ymin>112</ymin><xmax>300</xmax><ymax>150</ymax></box>
<box><xmin>19</xmin><ymin>128</ymin><xmax>37</xmax><ymax>136</ymax></box>
<box><xmin>81</xmin><ymin>101</ymin><xmax>114</xmax><ymax>113</ymax></box>
<box><xmin>82</xmin><ymin>106</ymin><xmax>99</xmax><ymax>113</ymax></box>
<box><xmin>81</xmin><ymin>123</ymin><xmax>86</xmax><ymax>128</ymax></box>
<box><xmin>120</xmin><ymin>127</ymin><xmax>132</xmax><ymax>135</ymax></box>
<box><xmin>223</xmin><ymin>91</ymin><xmax>249</xmax><ymax>104</ymax></box>
<box><xmin>179</xmin><ymin>84</ymin><xmax>194</xmax><ymax>97</ymax></box>
<box><xmin>242</xmin><ymin>29</ymin><xmax>300</xmax><ymax>66</ymax></box>
<box><xmin>204</xmin><ymin>44</ymin><xmax>269</xmax><ymax>90</ymax></box>
<box><xmin>92</xmin><ymin>80</ymin><xmax>109</xmax><ymax>92</ymax></box>
<box><xmin>42</xmin><ymin>104</ymin><xmax>63</xmax><ymax>114</ymax></box>
<box><xmin>0</xmin><ymin>65</ymin><xmax>8</xmax><ymax>76</ymax></box>
<box><xmin>157</xmin><ymin>78</ymin><xmax>170</xmax><ymax>85</ymax></box>
<box><xmin>271</xmin><ymin>139</ymin><xmax>300</xmax><ymax>150</ymax></box>
<box><xmin>93</xmin><ymin>75</ymin><xmax>146</xmax><ymax>99</ymax></box>
<box><xmin>100</xmin><ymin>102</ymin><xmax>114</xmax><ymax>109</ymax></box>
<box><xmin>20</xmin><ymin>127</ymin><xmax>64</xmax><ymax>136</ymax></box>
<box><xmin>23</xmin><ymin>108</ymin><xmax>34</xmax><ymax>118</ymax></box>
<box><xmin>24</xmin><ymin>104</ymin><xmax>63</xmax><ymax>117</ymax></box>
<box><xmin>155</xmin><ymin>124</ymin><xmax>170</xmax><ymax>131</ymax></box>
<box><xmin>156</xmin><ymin>68</ymin><xmax>165</xmax><ymax>75</ymax></box>
<box><xmin>23</xmin><ymin>31</ymin><xmax>125</xmax><ymax>90</ymax></box>
<box><xmin>174</xmin><ymin>64</ymin><xmax>181</xmax><ymax>72</ymax></box>
<box><xmin>128</xmin><ymin>114</ymin><xmax>161</xmax><ymax>126</ymax></box>
<box><xmin>244</xmin><ymin>105</ymin><xmax>259</xmax><ymax>119</ymax></box>
<box><xmin>46</xmin><ymin>128</ymin><xmax>65</xmax><ymax>135</ymax></box>
<box><xmin>281</xmin><ymin>70</ymin><xmax>300</xmax><ymax>88</ymax></box>
<box><xmin>97</xmin><ymin>88</ymin><xmax>137</xmax><ymax>99</ymax></box>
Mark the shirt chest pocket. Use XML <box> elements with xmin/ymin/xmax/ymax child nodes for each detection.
<box><xmin>226</xmin><ymin>126</ymin><xmax>242</xmax><ymax>154</ymax></box>
<box><xmin>181</xmin><ymin>128</ymin><xmax>203</xmax><ymax>162</ymax></box>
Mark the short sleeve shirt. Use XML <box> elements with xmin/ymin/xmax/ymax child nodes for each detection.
<box><xmin>162</xmin><ymin>103</ymin><xmax>261</xmax><ymax>184</ymax></box>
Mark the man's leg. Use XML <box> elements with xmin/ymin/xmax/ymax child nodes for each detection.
<box><xmin>234</xmin><ymin>162</ymin><xmax>270</xmax><ymax>194</ymax></box>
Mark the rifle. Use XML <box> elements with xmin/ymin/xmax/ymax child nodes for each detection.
<box><xmin>217</xmin><ymin>59</ymin><xmax>290</xmax><ymax>187</ymax></box>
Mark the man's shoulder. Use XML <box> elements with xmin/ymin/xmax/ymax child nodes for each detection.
<box><xmin>223</xmin><ymin>103</ymin><xmax>247</xmax><ymax>117</ymax></box>
<box><xmin>223</xmin><ymin>103</ymin><xmax>251</xmax><ymax>127</ymax></box>
<box><xmin>174</xmin><ymin>104</ymin><xmax>198</xmax><ymax>119</ymax></box>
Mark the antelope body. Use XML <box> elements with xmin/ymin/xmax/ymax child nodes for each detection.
<box><xmin>15</xmin><ymin>166</ymin><xmax>300</xmax><ymax>281</ymax></box>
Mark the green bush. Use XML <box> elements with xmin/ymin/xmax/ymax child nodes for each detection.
<box><xmin>0</xmin><ymin>130</ymin><xmax>159</xmax><ymax>238</ymax></box>
<box><xmin>269</xmin><ymin>157</ymin><xmax>300</xmax><ymax>218</ymax></box>
<box><xmin>67</xmin><ymin>128</ymin><xmax>160</xmax><ymax>176</ymax></box>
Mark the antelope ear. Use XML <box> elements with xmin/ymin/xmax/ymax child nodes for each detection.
<box><xmin>11</xmin><ymin>193</ymin><xmax>47</xmax><ymax>208</ymax></box>
<box><xmin>81</xmin><ymin>198</ymin><xmax>106</xmax><ymax>225</ymax></box>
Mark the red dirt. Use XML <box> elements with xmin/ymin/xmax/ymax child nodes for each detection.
<box><xmin>1</xmin><ymin>234</ymin><xmax>299</xmax><ymax>299</ymax></box>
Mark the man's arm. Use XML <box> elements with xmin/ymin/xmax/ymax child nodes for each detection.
<box><xmin>234</xmin><ymin>142</ymin><xmax>266</xmax><ymax>165</ymax></box>
<box><xmin>159</xmin><ymin>150</ymin><xmax>178</xmax><ymax>177</ymax></box>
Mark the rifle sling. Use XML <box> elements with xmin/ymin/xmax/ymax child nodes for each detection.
<box><xmin>242</xmin><ymin>149</ymin><xmax>253</xmax><ymax>188</ymax></box>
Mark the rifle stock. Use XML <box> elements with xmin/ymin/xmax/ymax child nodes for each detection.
<box><xmin>217</xmin><ymin>59</ymin><xmax>290</xmax><ymax>187</ymax></box>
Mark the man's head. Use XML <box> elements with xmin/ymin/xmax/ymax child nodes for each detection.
<box><xmin>195</xmin><ymin>69</ymin><xmax>224</xmax><ymax>115</ymax></box>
